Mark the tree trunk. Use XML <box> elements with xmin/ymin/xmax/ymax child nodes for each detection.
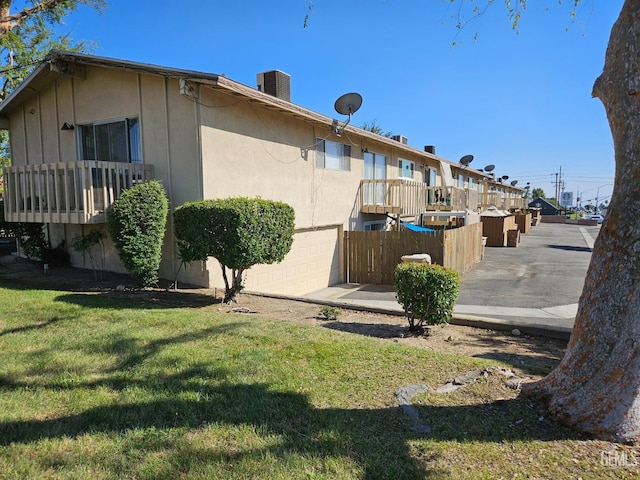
<box><xmin>522</xmin><ymin>0</ymin><xmax>640</xmax><ymax>443</ymax></box>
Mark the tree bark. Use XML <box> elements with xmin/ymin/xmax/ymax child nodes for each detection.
<box><xmin>522</xmin><ymin>0</ymin><xmax>640</xmax><ymax>443</ymax></box>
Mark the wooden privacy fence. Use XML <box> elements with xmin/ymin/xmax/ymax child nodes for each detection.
<box><xmin>344</xmin><ymin>222</ymin><xmax>483</xmax><ymax>285</ymax></box>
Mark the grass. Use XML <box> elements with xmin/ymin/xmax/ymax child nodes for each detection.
<box><xmin>0</xmin><ymin>281</ymin><xmax>637</xmax><ymax>479</ymax></box>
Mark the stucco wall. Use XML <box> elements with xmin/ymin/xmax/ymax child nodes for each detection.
<box><xmin>4</xmin><ymin>61</ymin><xmax>494</xmax><ymax>293</ymax></box>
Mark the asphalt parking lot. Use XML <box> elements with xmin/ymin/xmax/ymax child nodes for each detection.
<box><xmin>306</xmin><ymin>221</ymin><xmax>599</xmax><ymax>338</ymax></box>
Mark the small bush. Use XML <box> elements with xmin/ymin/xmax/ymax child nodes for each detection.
<box><xmin>394</xmin><ymin>262</ymin><xmax>460</xmax><ymax>332</ymax></box>
<box><xmin>319</xmin><ymin>305</ymin><xmax>340</xmax><ymax>321</ymax></box>
<box><xmin>107</xmin><ymin>181</ymin><xmax>168</xmax><ymax>287</ymax></box>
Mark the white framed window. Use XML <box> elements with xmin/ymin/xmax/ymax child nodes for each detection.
<box><xmin>457</xmin><ymin>174</ymin><xmax>465</xmax><ymax>188</ymax></box>
<box><xmin>468</xmin><ymin>177</ymin><xmax>474</xmax><ymax>189</ymax></box>
<box><xmin>78</xmin><ymin>118</ymin><xmax>141</xmax><ymax>163</ymax></box>
<box><xmin>399</xmin><ymin>159</ymin><xmax>414</xmax><ymax>179</ymax></box>
<box><xmin>364</xmin><ymin>221</ymin><xmax>386</xmax><ymax>231</ymax></box>
<box><xmin>316</xmin><ymin>138</ymin><xmax>351</xmax><ymax>171</ymax></box>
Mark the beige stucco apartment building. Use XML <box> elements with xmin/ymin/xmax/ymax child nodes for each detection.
<box><xmin>0</xmin><ymin>51</ymin><xmax>525</xmax><ymax>296</ymax></box>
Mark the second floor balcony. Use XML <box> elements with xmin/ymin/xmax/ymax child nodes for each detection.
<box><xmin>3</xmin><ymin>161</ymin><xmax>155</xmax><ymax>224</ymax></box>
<box><xmin>360</xmin><ymin>178</ymin><xmax>526</xmax><ymax>216</ymax></box>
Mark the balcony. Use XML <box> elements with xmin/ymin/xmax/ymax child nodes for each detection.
<box><xmin>360</xmin><ymin>179</ymin><xmax>526</xmax><ymax>216</ymax></box>
<box><xmin>487</xmin><ymin>191</ymin><xmax>527</xmax><ymax>210</ymax></box>
<box><xmin>360</xmin><ymin>178</ymin><xmax>469</xmax><ymax>216</ymax></box>
<box><xmin>3</xmin><ymin>161</ymin><xmax>155</xmax><ymax>224</ymax></box>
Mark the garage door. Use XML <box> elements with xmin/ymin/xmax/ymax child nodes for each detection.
<box><xmin>243</xmin><ymin>226</ymin><xmax>341</xmax><ymax>296</ymax></box>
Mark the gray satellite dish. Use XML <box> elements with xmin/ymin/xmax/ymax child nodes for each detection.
<box><xmin>334</xmin><ymin>93</ymin><xmax>362</xmax><ymax>116</ymax></box>
<box><xmin>510</xmin><ymin>180</ymin><xmax>518</xmax><ymax>186</ymax></box>
<box><xmin>501</xmin><ymin>175</ymin><xmax>509</xmax><ymax>180</ymax></box>
<box><xmin>334</xmin><ymin>92</ymin><xmax>363</xmax><ymax>135</ymax></box>
<box><xmin>459</xmin><ymin>154</ymin><xmax>474</xmax><ymax>167</ymax></box>
<box><xmin>484</xmin><ymin>164</ymin><xmax>495</xmax><ymax>173</ymax></box>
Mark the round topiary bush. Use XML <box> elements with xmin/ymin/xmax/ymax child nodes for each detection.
<box><xmin>394</xmin><ymin>262</ymin><xmax>460</xmax><ymax>333</ymax></box>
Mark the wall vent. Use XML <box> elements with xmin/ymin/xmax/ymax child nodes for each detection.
<box><xmin>391</xmin><ymin>134</ymin><xmax>408</xmax><ymax>145</ymax></box>
<box><xmin>257</xmin><ymin>70</ymin><xmax>291</xmax><ymax>102</ymax></box>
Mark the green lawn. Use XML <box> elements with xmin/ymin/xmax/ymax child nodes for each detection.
<box><xmin>0</xmin><ymin>281</ymin><xmax>636</xmax><ymax>479</ymax></box>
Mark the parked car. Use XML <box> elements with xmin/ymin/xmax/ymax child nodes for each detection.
<box><xmin>586</xmin><ymin>214</ymin><xmax>604</xmax><ymax>224</ymax></box>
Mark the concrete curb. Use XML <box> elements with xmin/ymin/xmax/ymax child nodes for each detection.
<box><xmin>244</xmin><ymin>290</ymin><xmax>572</xmax><ymax>341</ymax></box>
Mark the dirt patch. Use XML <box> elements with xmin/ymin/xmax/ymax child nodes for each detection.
<box><xmin>0</xmin><ymin>257</ymin><xmax>567</xmax><ymax>378</ymax></box>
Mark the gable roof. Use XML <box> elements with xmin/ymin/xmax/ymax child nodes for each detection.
<box><xmin>528</xmin><ymin>197</ymin><xmax>559</xmax><ymax>211</ymax></box>
<box><xmin>0</xmin><ymin>50</ymin><xmax>506</xmax><ymax>186</ymax></box>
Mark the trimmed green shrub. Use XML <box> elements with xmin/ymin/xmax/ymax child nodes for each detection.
<box><xmin>394</xmin><ymin>262</ymin><xmax>460</xmax><ymax>332</ymax></box>
<box><xmin>107</xmin><ymin>180</ymin><xmax>168</xmax><ymax>287</ymax></box>
<box><xmin>174</xmin><ymin>197</ymin><xmax>295</xmax><ymax>303</ymax></box>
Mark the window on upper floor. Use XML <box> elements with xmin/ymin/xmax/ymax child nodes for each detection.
<box><xmin>458</xmin><ymin>174</ymin><xmax>465</xmax><ymax>188</ymax></box>
<box><xmin>399</xmin><ymin>159</ymin><xmax>414</xmax><ymax>179</ymax></box>
<box><xmin>78</xmin><ymin>117</ymin><xmax>141</xmax><ymax>163</ymax></box>
<box><xmin>316</xmin><ymin>138</ymin><xmax>351</xmax><ymax>171</ymax></box>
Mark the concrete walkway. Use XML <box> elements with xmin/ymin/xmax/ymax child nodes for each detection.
<box><xmin>304</xmin><ymin>222</ymin><xmax>600</xmax><ymax>340</ymax></box>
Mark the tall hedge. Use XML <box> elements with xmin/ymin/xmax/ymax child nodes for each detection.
<box><xmin>174</xmin><ymin>197</ymin><xmax>295</xmax><ymax>302</ymax></box>
<box><xmin>394</xmin><ymin>262</ymin><xmax>460</xmax><ymax>332</ymax></box>
<box><xmin>107</xmin><ymin>180</ymin><xmax>168</xmax><ymax>287</ymax></box>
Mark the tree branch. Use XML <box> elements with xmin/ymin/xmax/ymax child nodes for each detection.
<box><xmin>0</xmin><ymin>0</ymin><xmax>77</xmax><ymax>35</ymax></box>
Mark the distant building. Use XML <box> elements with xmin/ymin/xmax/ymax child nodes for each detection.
<box><xmin>529</xmin><ymin>197</ymin><xmax>559</xmax><ymax>216</ymax></box>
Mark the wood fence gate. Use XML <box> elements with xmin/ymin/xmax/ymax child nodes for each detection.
<box><xmin>344</xmin><ymin>223</ymin><xmax>482</xmax><ymax>285</ymax></box>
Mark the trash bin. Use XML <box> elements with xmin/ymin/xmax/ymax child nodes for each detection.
<box><xmin>507</xmin><ymin>229</ymin><xmax>520</xmax><ymax>247</ymax></box>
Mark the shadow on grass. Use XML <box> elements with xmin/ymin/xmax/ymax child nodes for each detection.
<box><xmin>473</xmin><ymin>351</ymin><xmax>563</xmax><ymax>376</ymax></box>
<box><xmin>0</xmin><ymin>369</ymin><xmax>425</xmax><ymax>478</ymax></box>
<box><xmin>0</xmin><ymin>316</ymin><xmax>62</xmax><ymax>337</ymax></box>
<box><xmin>323</xmin><ymin>320</ymin><xmax>407</xmax><ymax>339</ymax></box>
<box><xmin>52</xmin><ymin>290</ymin><xmax>221</xmax><ymax>310</ymax></box>
<box><xmin>323</xmin><ymin>320</ymin><xmax>566</xmax><ymax>377</ymax></box>
<box><xmin>0</xmin><ymin>364</ymin><xmax>583</xmax><ymax>479</ymax></box>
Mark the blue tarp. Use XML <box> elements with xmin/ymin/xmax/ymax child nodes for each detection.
<box><xmin>404</xmin><ymin>222</ymin><xmax>436</xmax><ymax>233</ymax></box>
<box><xmin>385</xmin><ymin>213</ymin><xmax>437</xmax><ymax>233</ymax></box>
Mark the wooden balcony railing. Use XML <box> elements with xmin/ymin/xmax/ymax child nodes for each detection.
<box><xmin>360</xmin><ymin>179</ymin><xmax>468</xmax><ymax>215</ymax></box>
<box><xmin>360</xmin><ymin>179</ymin><xmax>526</xmax><ymax>215</ymax></box>
<box><xmin>486</xmin><ymin>192</ymin><xmax>527</xmax><ymax>211</ymax></box>
<box><xmin>3</xmin><ymin>161</ymin><xmax>155</xmax><ymax>224</ymax></box>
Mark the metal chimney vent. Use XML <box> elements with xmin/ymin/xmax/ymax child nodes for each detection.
<box><xmin>257</xmin><ymin>70</ymin><xmax>291</xmax><ymax>102</ymax></box>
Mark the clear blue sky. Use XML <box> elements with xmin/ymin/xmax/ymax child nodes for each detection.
<box><xmin>62</xmin><ymin>0</ymin><xmax>623</xmax><ymax>207</ymax></box>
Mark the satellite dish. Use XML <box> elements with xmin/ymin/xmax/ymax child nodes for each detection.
<box><xmin>334</xmin><ymin>92</ymin><xmax>363</xmax><ymax>116</ymax></box>
<box><xmin>484</xmin><ymin>164</ymin><xmax>495</xmax><ymax>173</ymax></box>
<box><xmin>510</xmin><ymin>180</ymin><xmax>518</xmax><ymax>186</ymax></box>
<box><xmin>333</xmin><ymin>92</ymin><xmax>362</xmax><ymax>135</ymax></box>
<box><xmin>501</xmin><ymin>175</ymin><xmax>509</xmax><ymax>180</ymax></box>
<box><xmin>459</xmin><ymin>154</ymin><xmax>474</xmax><ymax>167</ymax></box>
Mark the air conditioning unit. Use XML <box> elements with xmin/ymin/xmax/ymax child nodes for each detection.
<box><xmin>257</xmin><ymin>70</ymin><xmax>291</xmax><ymax>102</ymax></box>
<box><xmin>391</xmin><ymin>134</ymin><xmax>408</xmax><ymax>145</ymax></box>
